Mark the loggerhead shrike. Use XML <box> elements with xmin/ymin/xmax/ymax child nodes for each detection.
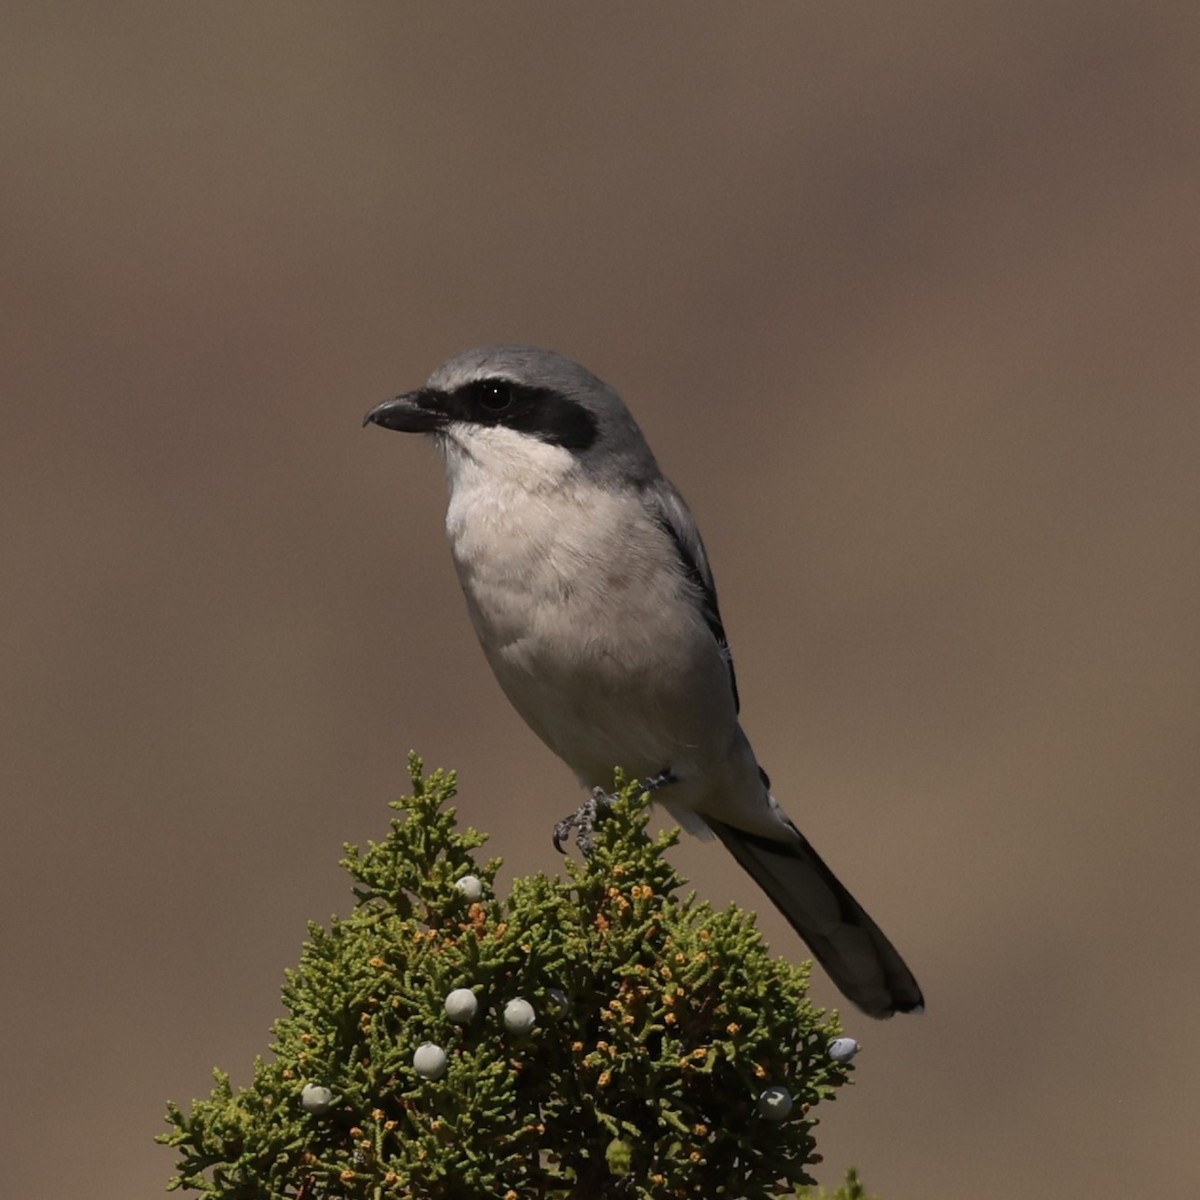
<box><xmin>365</xmin><ymin>345</ymin><xmax>923</xmax><ymax>1018</ymax></box>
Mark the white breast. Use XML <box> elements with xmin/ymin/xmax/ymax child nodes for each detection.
<box><xmin>436</xmin><ymin>422</ymin><xmax>742</xmax><ymax>796</ymax></box>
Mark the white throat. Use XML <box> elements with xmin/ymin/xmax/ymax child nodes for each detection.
<box><xmin>437</xmin><ymin>421</ymin><xmax>579</xmax><ymax>500</ymax></box>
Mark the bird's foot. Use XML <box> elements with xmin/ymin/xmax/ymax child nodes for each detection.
<box><xmin>553</xmin><ymin>788</ymin><xmax>613</xmax><ymax>856</ymax></box>
<box><xmin>552</xmin><ymin>768</ymin><xmax>678</xmax><ymax>857</ymax></box>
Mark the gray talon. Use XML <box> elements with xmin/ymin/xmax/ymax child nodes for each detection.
<box><xmin>553</xmin><ymin>773</ymin><xmax>679</xmax><ymax>856</ymax></box>
<box><xmin>549</xmin><ymin>772</ymin><xmax>676</xmax><ymax>859</ymax></box>
<box><xmin>553</xmin><ymin>788</ymin><xmax>615</xmax><ymax>857</ymax></box>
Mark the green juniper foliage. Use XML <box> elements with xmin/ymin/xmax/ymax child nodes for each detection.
<box><xmin>161</xmin><ymin>756</ymin><xmax>865</xmax><ymax>1199</ymax></box>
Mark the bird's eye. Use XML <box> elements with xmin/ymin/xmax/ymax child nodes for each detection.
<box><xmin>477</xmin><ymin>381</ymin><xmax>513</xmax><ymax>412</ymax></box>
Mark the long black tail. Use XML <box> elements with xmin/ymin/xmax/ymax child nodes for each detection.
<box><xmin>708</xmin><ymin>818</ymin><xmax>924</xmax><ymax>1019</ymax></box>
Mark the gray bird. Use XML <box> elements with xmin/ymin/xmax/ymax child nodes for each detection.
<box><xmin>365</xmin><ymin>345</ymin><xmax>923</xmax><ymax>1018</ymax></box>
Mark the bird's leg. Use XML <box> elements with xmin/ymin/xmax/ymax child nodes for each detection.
<box><xmin>553</xmin><ymin>768</ymin><xmax>678</xmax><ymax>856</ymax></box>
<box><xmin>640</xmin><ymin>767</ymin><xmax>678</xmax><ymax>793</ymax></box>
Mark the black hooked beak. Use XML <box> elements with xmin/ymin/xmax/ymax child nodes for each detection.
<box><xmin>362</xmin><ymin>388</ymin><xmax>447</xmax><ymax>433</ymax></box>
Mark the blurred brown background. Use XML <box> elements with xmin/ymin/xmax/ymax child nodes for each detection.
<box><xmin>3</xmin><ymin>3</ymin><xmax>1198</xmax><ymax>1197</ymax></box>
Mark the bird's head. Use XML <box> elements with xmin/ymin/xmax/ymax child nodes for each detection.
<box><xmin>364</xmin><ymin>345</ymin><xmax>659</xmax><ymax>488</ymax></box>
